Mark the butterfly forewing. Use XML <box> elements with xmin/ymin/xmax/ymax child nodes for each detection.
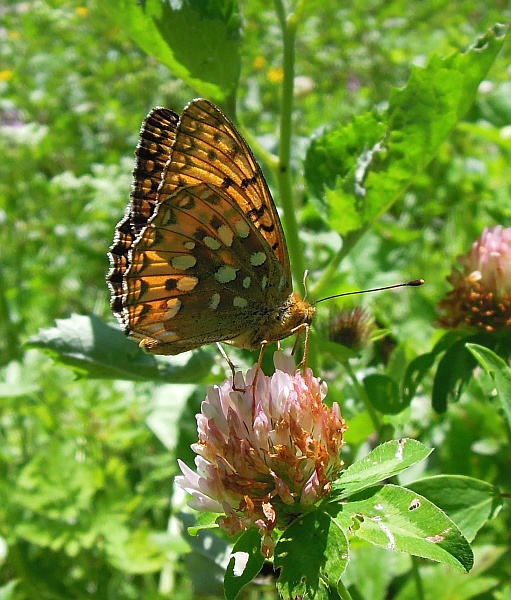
<box><xmin>159</xmin><ymin>100</ymin><xmax>291</xmax><ymax>275</ymax></box>
<box><xmin>107</xmin><ymin>99</ymin><xmax>314</xmax><ymax>355</ymax></box>
<box><xmin>108</xmin><ymin>108</ymin><xmax>179</xmax><ymax>323</ymax></box>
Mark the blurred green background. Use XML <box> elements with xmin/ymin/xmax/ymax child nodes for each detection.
<box><xmin>0</xmin><ymin>0</ymin><xmax>510</xmax><ymax>598</ymax></box>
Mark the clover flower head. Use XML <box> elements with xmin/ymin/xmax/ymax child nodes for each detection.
<box><xmin>175</xmin><ymin>351</ymin><xmax>347</xmax><ymax>557</ymax></box>
<box><xmin>437</xmin><ymin>226</ymin><xmax>511</xmax><ymax>331</ymax></box>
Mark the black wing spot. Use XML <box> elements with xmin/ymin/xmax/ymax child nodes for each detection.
<box><xmin>246</xmin><ymin>203</ymin><xmax>267</xmax><ymax>221</ymax></box>
<box><xmin>241</xmin><ymin>174</ymin><xmax>258</xmax><ymax>189</ymax></box>
<box><xmin>193</xmin><ymin>226</ymin><xmax>209</xmax><ymax>241</ymax></box>
<box><xmin>259</xmin><ymin>222</ymin><xmax>275</xmax><ymax>233</ymax></box>
<box><xmin>210</xmin><ymin>215</ymin><xmax>223</xmax><ymax>230</ymax></box>
<box><xmin>228</xmin><ymin>143</ymin><xmax>240</xmax><ymax>158</ymax></box>
<box><xmin>177</xmin><ymin>196</ymin><xmax>195</xmax><ymax>211</ymax></box>
<box><xmin>221</xmin><ymin>176</ymin><xmax>234</xmax><ymax>189</ymax></box>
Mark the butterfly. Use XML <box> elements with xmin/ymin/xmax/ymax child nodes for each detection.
<box><xmin>107</xmin><ymin>99</ymin><xmax>315</xmax><ymax>355</ymax></box>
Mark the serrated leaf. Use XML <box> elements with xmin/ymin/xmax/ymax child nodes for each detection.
<box><xmin>274</xmin><ymin>510</ymin><xmax>349</xmax><ymax>599</ymax></box>
<box><xmin>407</xmin><ymin>475</ymin><xmax>502</xmax><ymax>542</ymax></box>
<box><xmin>28</xmin><ymin>314</ymin><xmax>214</xmax><ymax>382</ymax></box>
<box><xmin>305</xmin><ymin>112</ymin><xmax>387</xmax><ymax>227</ymax></box>
<box><xmin>330</xmin><ymin>439</ymin><xmax>432</xmax><ymax>499</ymax></box>
<box><xmin>305</xmin><ymin>24</ymin><xmax>507</xmax><ymax>237</ymax></box>
<box><xmin>466</xmin><ymin>343</ymin><xmax>511</xmax><ymax>426</ymax></box>
<box><xmin>99</xmin><ymin>0</ymin><xmax>241</xmax><ymax>106</ymax></box>
<box><xmin>224</xmin><ymin>528</ymin><xmax>265</xmax><ymax>600</ymax></box>
<box><xmin>336</xmin><ymin>484</ymin><xmax>473</xmax><ymax>572</ymax></box>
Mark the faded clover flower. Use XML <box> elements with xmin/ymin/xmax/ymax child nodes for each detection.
<box><xmin>437</xmin><ymin>226</ymin><xmax>511</xmax><ymax>331</ymax></box>
<box><xmin>175</xmin><ymin>351</ymin><xmax>347</xmax><ymax>558</ymax></box>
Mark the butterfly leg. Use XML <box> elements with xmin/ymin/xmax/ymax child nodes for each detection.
<box><xmin>250</xmin><ymin>341</ymin><xmax>268</xmax><ymax>419</ymax></box>
<box><xmin>217</xmin><ymin>342</ymin><xmax>239</xmax><ymax>382</ymax></box>
<box><xmin>290</xmin><ymin>323</ymin><xmax>311</xmax><ymax>370</ymax></box>
<box><xmin>251</xmin><ymin>341</ymin><xmax>268</xmax><ymax>392</ymax></box>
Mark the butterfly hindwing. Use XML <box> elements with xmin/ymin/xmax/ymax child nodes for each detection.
<box><xmin>123</xmin><ymin>183</ymin><xmax>289</xmax><ymax>353</ymax></box>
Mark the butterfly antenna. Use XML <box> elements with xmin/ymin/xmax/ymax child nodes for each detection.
<box><xmin>302</xmin><ymin>270</ymin><xmax>310</xmax><ymax>301</ymax></box>
<box><xmin>313</xmin><ymin>279</ymin><xmax>424</xmax><ymax>305</ymax></box>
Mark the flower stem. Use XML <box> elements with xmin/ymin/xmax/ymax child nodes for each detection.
<box><xmin>312</xmin><ymin>228</ymin><xmax>366</xmax><ymax>300</ymax></box>
<box><xmin>274</xmin><ymin>0</ymin><xmax>305</xmax><ymax>287</ymax></box>
<box><xmin>343</xmin><ymin>359</ymin><xmax>382</xmax><ymax>432</ymax></box>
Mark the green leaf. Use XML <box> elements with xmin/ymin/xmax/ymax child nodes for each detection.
<box><xmin>392</xmin><ymin>559</ymin><xmax>500</xmax><ymax>600</ymax></box>
<box><xmin>466</xmin><ymin>343</ymin><xmax>511</xmax><ymax>426</ymax></box>
<box><xmin>305</xmin><ymin>111</ymin><xmax>387</xmax><ymax>229</ymax></box>
<box><xmin>100</xmin><ymin>0</ymin><xmax>241</xmax><ymax>107</ymax></box>
<box><xmin>407</xmin><ymin>475</ymin><xmax>502</xmax><ymax>542</ymax></box>
<box><xmin>28</xmin><ymin>314</ymin><xmax>214</xmax><ymax>382</ymax></box>
<box><xmin>336</xmin><ymin>484</ymin><xmax>473</xmax><ymax>572</ymax></box>
<box><xmin>432</xmin><ymin>334</ymin><xmax>483</xmax><ymax>413</ymax></box>
<box><xmin>224</xmin><ymin>528</ymin><xmax>265</xmax><ymax>600</ymax></box>
<box><xmin>0</xmin><ymin>580</ymin><xmax>18</xmax><ymax>600</ymax></box>
<box><xmin>274</xmin><ymin>510</ymin><xmax>349</xmax><ymax>599</ymax></box>
<box><xmin>188</xmin><ymin>511</ymin><xmax>221</xmax><ymax>535</ymax></box>
<box><xmin>364</xmin><ymin>373</ymin><xmax>406</xmax><ymax>415</ymax></box>
<box><xmin>177</xmin><ymin>512</ymin><xmax>230</xmax><ymax>597</ymax></box>
<box><xmin>330</xmin><ymin>439</ymin><xmax>432</xmax><ymax>499</ymax></box>
<box><xmin>342</xmin><ymin>545</ymin><xmax>410</xmax><ymax>600</ymax></box>
<box><xmin>305</xmin><ymin>24</ymin><xmax>507</xmax><ymax>237</ymax></box>
<box><xmin>147</xmin><ymin>384</ymin><xmax>200</xmax><ymax>451</ymax></box>
<box><xmin>402</xmin><ymin>331</ymin><xmax>465</xmax><ymax>404</ymax></box>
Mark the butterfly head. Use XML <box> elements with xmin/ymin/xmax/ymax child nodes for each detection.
<box><xmin>238</xmin><ymin>292</ymin><xmax>315</xmax><ymax>350</ymax></box>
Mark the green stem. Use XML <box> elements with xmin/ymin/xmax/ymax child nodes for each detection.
<box><xmin>240</xmin><ymin>126</ymin><xmax>278</xmax><ymax>173</ymax></box>
<box><xmin>337</xmin><ymin>578</ymin><xmax>355</xmax><ymax>600</ymax></box>
<box><xmin>274</xmin><ymin>0</ymin><xmax>305</xmax><ymax>288</ymax></box>
<box><xmin>411</xmin><ymin>556</ymin><xmax>426</xmax><ymax>600</ymax></box>
<box><xmin>311</xmin><ymin>228</ymin><xmax>366</xmax><ymax>300</ymax></box>
<box><xmin>343</xmin><ymin>359</ymin><xmax>382</xmax><ymax>432</ymax></box>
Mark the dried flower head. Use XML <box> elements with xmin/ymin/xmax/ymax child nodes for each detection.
<box><xmin>330</xmin><ymin>306</ymin><xmax>375</xmax><ymax>351</ymax></box>
<box><xmin>175</xmin><ymin>351</ymin><xmax>347</xmax><ymax>558</ymax></box>
<box><xmin>437</xmin><ymin>226</ymin><xmax>511</xmax><ymax>331</ymax></box>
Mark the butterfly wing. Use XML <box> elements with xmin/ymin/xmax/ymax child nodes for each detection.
<box><xmin>159</xmin><ymin>99</ymin><xmax>291</xmax><ymax>276</ymax></box>
<box><xmin>109</xmin><ymin>99</ymin><xmax>295</xmax><ymax>354</ymax></box>
<box><xmin>124</xmin><ymin>182</ymin><xmax>290</xmax><ymax>353</ymax></box>
<box><xmin>108</xmin><ymin>108</ymin><xmax>179</xmax><ymax>324</ymax></box>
